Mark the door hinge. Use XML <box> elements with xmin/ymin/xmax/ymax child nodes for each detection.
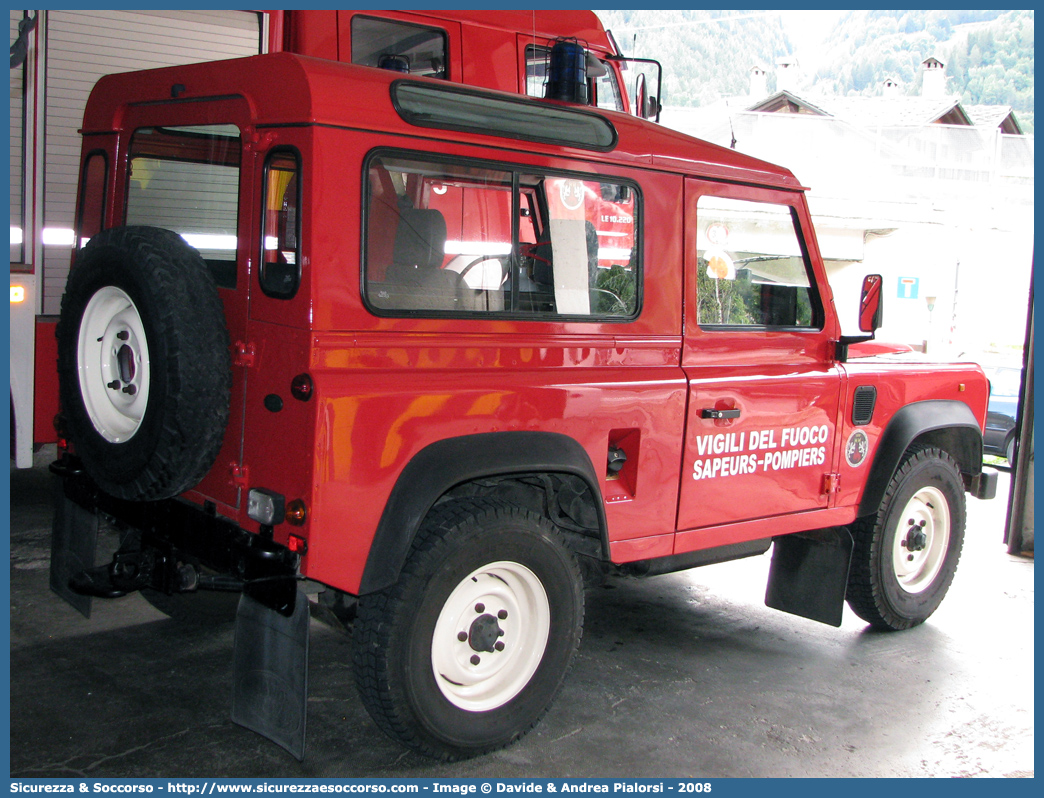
<box><xmin>231</xmin><ymin>463</ymin><xmax>250</xmax><ymax>488</ymax></box>
<box><xmin>234</xmin><ymin>341</ymin><xmax>257</xmax><ymax>368</ymax></box>
<box><xmin>822</xmin><ymin>473</ymin><xmax>841</xmax><ymax>494</ymax></box>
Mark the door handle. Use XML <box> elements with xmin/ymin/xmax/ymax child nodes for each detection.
<box><xmin>701</xmin><ymin>408</ymin><xmax>741</xmax><ymax>420</ymax></box>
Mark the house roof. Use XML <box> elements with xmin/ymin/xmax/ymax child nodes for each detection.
<box><xmin>965</xmin><ymin>104</ymin><xmax>1024</xmax><ymax>135</ymax></box>
<box><xmin>747</xmin><ymin>90</ymin><xmax>984</xmax><ymax>129</ymax></box>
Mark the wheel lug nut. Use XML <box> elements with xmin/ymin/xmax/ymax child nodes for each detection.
<box><xmin>121</xmin><ymin>385</ymin><xmax>137</xmax><ymax>395</ymax></box>
<box><xmin>494</xmin><ymin>641</ymin><xmax>505</xmax><ymax>652</ymax></box>
<box><xmin>116</xmin><ymin>330</ymin><xmax>129</xmax><ymax>341</ymax></box>
<box><xmin>107</xmin><ymin>380</ymin><xmax>121</xmax><ymax>390</ymax></box>
<box><xmin>475</xmin><ymin>603</ymin><xmax>485</xmax><ymax>613</ymax></box>
<box><xmin>907</xmin><ymin>554</ymin><xmax>914</xmax><ymax>562</ymax></box>
<box><xmin>498</xmin><ymin>629</ymin><xmax>505</xmax><ymax>637</ymax></box>
<box><xmin>498</xmin><ymin>610</ymin><xmax>508</xmax><ymax>619</ymax></box>
<box><xmin>457</xmin><ymin>632</ymin><xmax>468</xmax><ymax>642</ymax></box>
<box><xmin>470</xmin><ymin>655</ymin><xmax>480</xmax><ymax>666</ymax></box>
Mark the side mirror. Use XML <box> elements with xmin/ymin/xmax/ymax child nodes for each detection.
<box><xmin>858</xmin><ymin>274</ymin><xmax>883</xmax><ymax>333</ymax></box>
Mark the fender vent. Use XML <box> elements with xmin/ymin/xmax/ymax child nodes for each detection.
<box><xmin>852</xmin><ymin>385</ymin><xmax>877</xmax><ymax>426</ymax></box>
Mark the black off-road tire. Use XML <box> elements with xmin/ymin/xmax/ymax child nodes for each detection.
<box><xmin>57</xmin><ymin>226</ymin><xmax>231</xmax><ymax>501</ymax></box>
<box><xmin>846</xmin><ymin>445</ymin><xmax>966</xmax><ymax>630</ymax></box>
<box><xmin>352</xmin><ymin>499</ymin><xmax>584</xmax><ymax>760</ymax></box>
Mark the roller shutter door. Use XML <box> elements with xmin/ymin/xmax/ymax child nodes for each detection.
<box><xmin>10</xmin><ymin>11</ymin><xmax>26</xmax><ymax>264</ymax></box>
<box><xmin>41</xmin><ymin>10</ymin><xmax>261</xmax><ymax>312</ymax></box>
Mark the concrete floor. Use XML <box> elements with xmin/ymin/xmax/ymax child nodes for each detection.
<box><xmin>9</xmin><ymin>448</ymin><xmax>1034</xmax><ymax>778</ymax></box>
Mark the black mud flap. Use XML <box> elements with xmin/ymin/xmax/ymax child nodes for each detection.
<box><xmin>231</xmin><ymin>588</ymin><xmax>309</xmax><ymax>761</ymax></box>
<box><xmin>765</xmin><ymin>527</ymin><xmax>853</xmax><ymax>627</ymax></box>
<box><xmin>49</xmin><ymin>474</ymin><xmax>98</xmax><ymax>618</ymax></box>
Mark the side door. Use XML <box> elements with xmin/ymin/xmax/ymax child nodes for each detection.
<box><xmin>677</xmin><ymin>178</ymin><xmax>844</xmax><ymax>539</ymax></box>
<box><xmin>118</xmin><ymin>98</ymin><xmax>256</xmax><ymax>511</ymax></box>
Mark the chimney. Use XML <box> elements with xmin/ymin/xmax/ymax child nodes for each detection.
<box><xmin>750</xmin><ymin>64</ymin><xmax>768</xmax><ymax>98</ymax></box>
<box><xmin>921</xmin><ymin>57</ymin><xmax>947</xmax><ymax>98</ymax></box>
<box><xmin>775</xmin><ymin>56</ymin><xmax>798</xmax><ymax>93</ymax></box>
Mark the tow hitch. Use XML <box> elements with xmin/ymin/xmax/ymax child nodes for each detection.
<box><xmin>50</xmin><ymin>454</ymin><xmax>300</xmax><ymax>617</ymax></box>
<box><xmin>68</xmin><ymin>548</ymin><xmax>246</xmax><ymax>599</ymax></box>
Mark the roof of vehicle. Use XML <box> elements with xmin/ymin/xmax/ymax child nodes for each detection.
<box><xmin>83</xmin><ymin>52</ymin><xmax>803</xmax><ymax>191</ymax></box>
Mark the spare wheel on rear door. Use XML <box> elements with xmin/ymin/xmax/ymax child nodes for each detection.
<box><xmin>57</xmin><ymin>226</ymin><xmax>232</xmax><ymax>501</ymax></box>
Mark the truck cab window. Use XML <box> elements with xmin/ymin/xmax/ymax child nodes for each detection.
<box><xmin>524</xmin><ymin>44</ymin><xmax>624</xmax><ymax>113</ymax></box>
<box><xmin>696</xmin><ymin>195</ymin><xmax>819</xmax><ymax>329</ymax></box>
<box><xmin>351</xmin><ymin>17</ymin><xmax>448</xmax><ymax>79</ymax></box>
<box><xmin>125</xmin><ymin>124</ymin><xmax>241</xmax><ymax>289</ymax></box>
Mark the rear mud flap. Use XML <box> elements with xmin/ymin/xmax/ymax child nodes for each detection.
<box><xmin>49</xmin><ymin>474</ymin><xmax>98</xmax><ymax>618</ymax></box>
<box><xmin>765</xmin><ymin>527</ymin><xmax>853</xmax><ymax>627</ymax></box>
<box><xmin>231</xmin><ymin>588</ymin><xmax>309</xmax><ymax>761</ymax></box>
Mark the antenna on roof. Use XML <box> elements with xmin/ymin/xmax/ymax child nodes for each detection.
<box><xmin>725</xmin><ymin>99</ymin><xmax>737</xmax><ymax>149</ymax></box>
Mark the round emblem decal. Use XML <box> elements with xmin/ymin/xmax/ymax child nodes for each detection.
<box><xmin>846</xmin><ymin>429</ymin><xmax>869</xmax><ymax>467</ymax></box>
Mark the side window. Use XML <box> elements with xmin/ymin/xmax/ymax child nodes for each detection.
<box><xmin>126</xmin><ymin>124</ymin><xmax>241</xmax><ymax>289</ymax></box>
<box><xmin>364</xmin><ymin>152</ymin><xmax>639</xmax><ymax>319</ymax></box>
<box><xmin>76</xmin><ymin>151</ymin><xmax>107</xmax><ymax>249</ymax></box>
<box><xmin>351</xmin><ymin>16</ymin><xmax>447</xmax><ymax>78</ymax></box>
<box><xmin>260</xmin><ymin>150</ymin><xmax>300</xmax><ymax>298</ymax></box>
<box><xmin>696</xmin><ymin>195</ymin><xmax>819</xmax><ymax>329</ymax></box>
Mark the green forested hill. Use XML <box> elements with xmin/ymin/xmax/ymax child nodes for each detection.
<box><xmin>814</xmin><ymin>10</ymin><xmax>1033</xmax><ymax>130</ymax></box>
<box><xmin>594</xmin><ymin>10</ymin><xmax>792</xmax><ymax>107</ymax></box>
<box><xmin>595</xmin><ymin>9</ymin><xmax>1034</xmax><ymax>132</ymax></box>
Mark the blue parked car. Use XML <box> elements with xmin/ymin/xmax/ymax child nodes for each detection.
<box><xmin>983</xmin><ymin>366</ymin><xmax>1021</xmax><ymax>462</ymax></box>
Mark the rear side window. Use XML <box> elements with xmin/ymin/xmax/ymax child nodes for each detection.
<box><xmin>125</xmin><ymin>124</ymin><xmax>241</xmax><ymax>288</ymax></box>
<box><xmin>260</xmin><ymin>150</ymin><xmax>300</xmax><ymax>298</ymax></box>
<box><xmin>351</xmin><ymin>16</ymin><xmax>447</xmax><ymax>78</ymax></box>
<box><xmin>695</xmin><ymin>195</ymin><xmax>820</xmax><ymax>329</ymax></box>
<box><xmin>364</xmin><ymin>152</ymin><xmax>639</xmax><ymax>320</ymax></box>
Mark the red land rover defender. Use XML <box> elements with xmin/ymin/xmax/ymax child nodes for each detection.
<box><xmin>50</xmin><ymin>39</ymin><xmax>996</xmax><ymax>762</ymax></box>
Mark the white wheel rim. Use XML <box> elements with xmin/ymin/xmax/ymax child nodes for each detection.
<box><xmin>77</xmin><ymin>286</ymin><xmax>151</xmax><ymax>443</ymax></box>
<box><xmin>891</xmin><ymin>486</ymin><xmax>950</xmax><ymax>594</ymax></box>
<box><xmin>431</xmin><ymin>560</ymin><xmax>550</xmax><ymax>712</ymax></box>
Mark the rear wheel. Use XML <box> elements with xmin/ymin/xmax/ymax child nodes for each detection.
<box><xmin>57</xmin><ymin>226</ymin><xmax>230</xmax><ymax>500</ymax></box>
<box><xmin>846</xmin><ymin>445</ymin><xmax>966</xmax><ymax>630</ymax></box>
<box><xmin>352</xmin><ymin>499</ymin><xmax>584</xmax><ymax>760</ymax></box>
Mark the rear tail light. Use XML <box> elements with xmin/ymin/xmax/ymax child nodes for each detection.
<box><xmin>285</xmin><ymin>498</ymin><xmax>308</xmax><ymax>526</ymax></box>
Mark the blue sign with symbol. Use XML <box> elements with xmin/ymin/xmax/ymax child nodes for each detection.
<box><xmin>898</xmin><ymin>277</ymin><xmax>919</xmax><ymax>299</ymax></box>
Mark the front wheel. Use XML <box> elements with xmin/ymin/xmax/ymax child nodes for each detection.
<box><xmin>352</xmin><ymin>499</ymin><xmax>584</xmax><ymax>760</ymax></box>
<box><xmin>846</xmin><ymin>445</ymin><xmax>966</xmax><ymax>630</ymax></box>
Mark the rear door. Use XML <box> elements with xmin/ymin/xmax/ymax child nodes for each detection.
<box><xmin>677</xmin><ymin>178</ymin><xmax>843</xmax><ymax>538</ymax></box>
<box><xmin>118</xmin><ymin>98</ymin><xmax>256</xmax><ymax>511</ymax></box>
